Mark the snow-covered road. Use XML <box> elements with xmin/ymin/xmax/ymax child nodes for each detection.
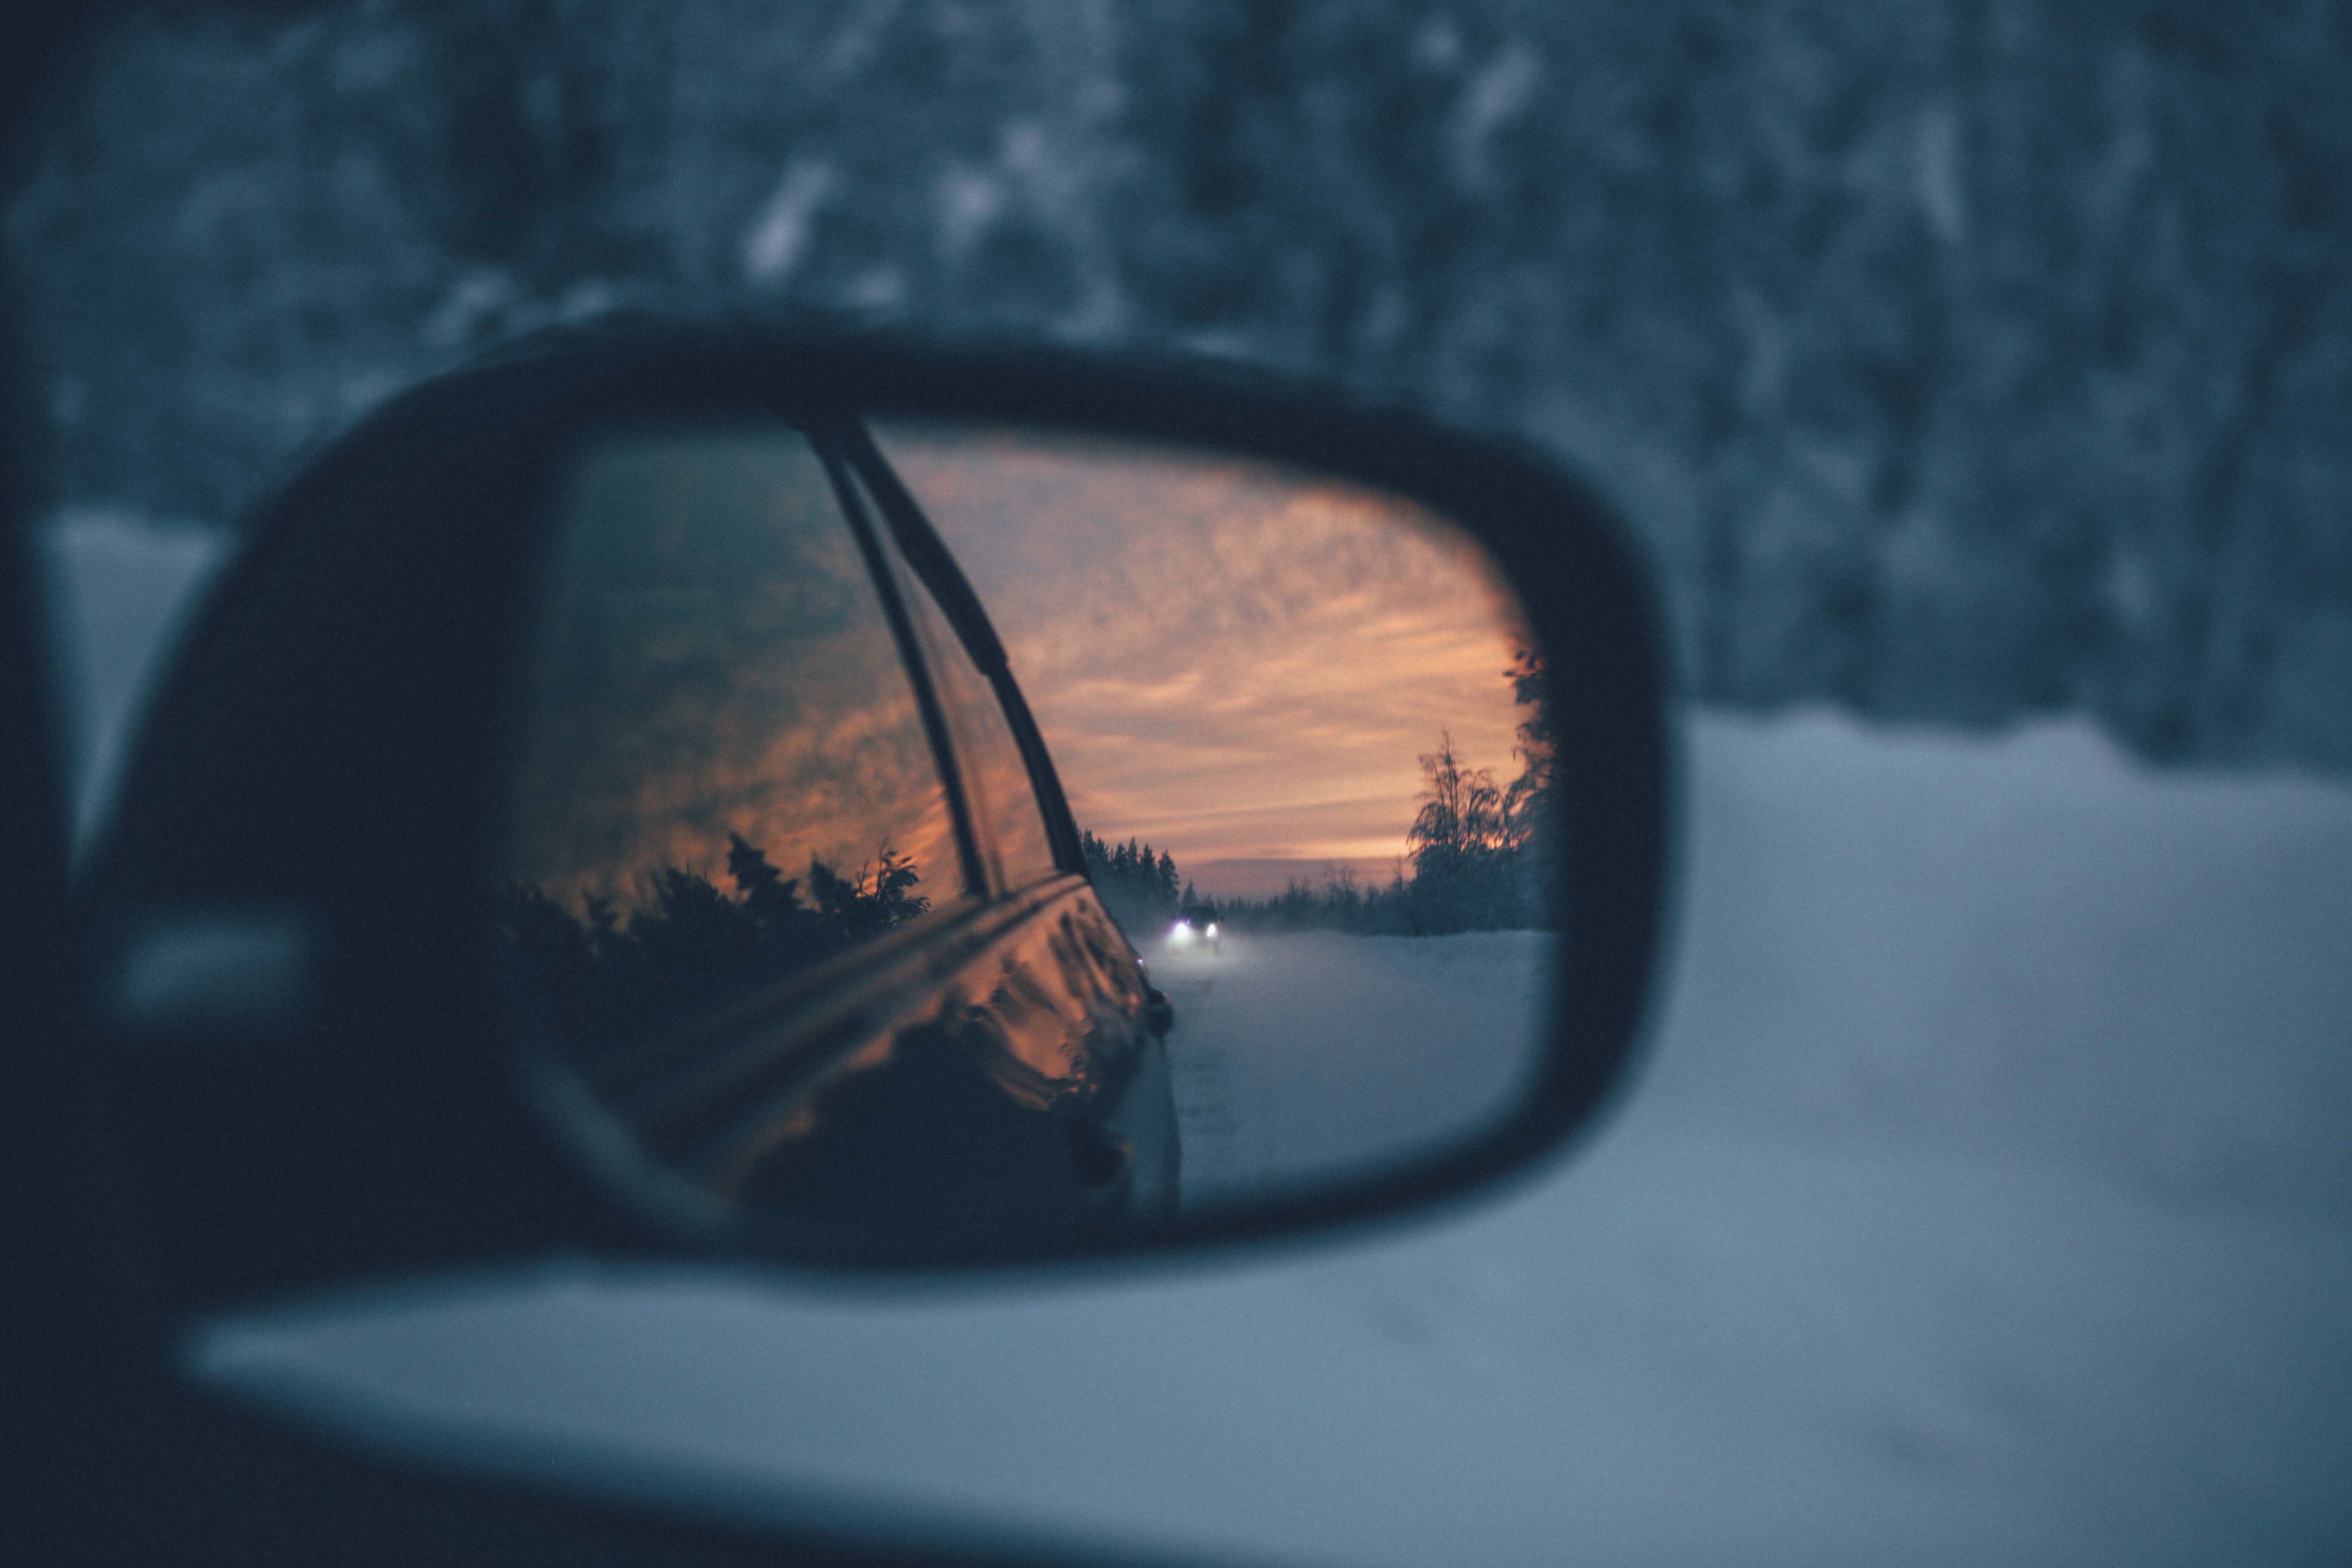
<box><xmin>195</xmin><ymin>707</ymin><xmax>2352</xmax><ymax>1568</ymax></box>
<box><xmin>1148</xmin><ymin>928</ymin><xmax>1548</xmax><ymax>1210</ymax></box>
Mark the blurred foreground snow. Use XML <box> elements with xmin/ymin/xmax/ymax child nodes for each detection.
<box><xmin>37</xmin><ymin>508</ymin><xmax>236</xmax><ymax>860</ymax></box>
<box><xmin>193</xmin><ymin>709</ymin><xmax>2352</xmax><ymax>1568</ymax></box>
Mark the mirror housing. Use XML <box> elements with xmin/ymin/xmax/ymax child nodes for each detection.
<box><xmin>81</xmin><ymin>323</ymin><xmax>1672</xmax><ymax>1317</ymax></box>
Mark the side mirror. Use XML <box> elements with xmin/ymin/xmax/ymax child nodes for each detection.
<box><xmin>82</xmin><ymin>325</ymin><xmax>1671</xmax><ymax>1311</ymax></box>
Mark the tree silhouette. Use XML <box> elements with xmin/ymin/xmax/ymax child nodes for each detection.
<box><xmin>1405</xmin><ymin>731</ymin><xmax>1528</xmax><ymax>933</ymax></box>
<box><xmin>1079</xmin><ymin>655</ymin><xmax>1559</xmax><ymax>942</ymax></box>
<box><xmin>726</xmin><ymin>831</ymin><xmax>799</xmax><ymax>928</ymax></box>
<box><xmin>494</xmin><ymin>832</ymin><xmax>933</xmax><ymax>1062</ymax></box>
<box><xmin>1080</xmin><ymin>829</ymin><xmax>1183</xmax><ymax>935</ymax></box>
<box><xmin>1504</xmin><ymin>645</ymin><xmax>1554</xmax><ymax>830</ymax></box>
<box><xmin>1502</xmin><ymin>644</ymin><xmax>1557</xmax><ymax>928</ymax></box>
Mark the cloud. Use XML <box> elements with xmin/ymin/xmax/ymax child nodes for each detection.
<box><xmin>498</xmin><ymin>423</ymin><xmax>1535</xmax><ymax>918</ymax></box>
<box><xmin>876</xmin><ymin>424</ymin><xmax>1531</xmax><ymax>868</ymax></box>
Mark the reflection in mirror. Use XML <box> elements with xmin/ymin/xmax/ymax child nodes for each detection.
<box><xmin>501</xmin><ymin>426</ymin><xmax>1179</xmax><ymax>1262</ymax></box>
<box><xmin>497</xmin><ymin>418</ymin><xmax>1553</xmax><ymax>1262</ymax></box>
<box><xmin>873</xmin><ymin>425</ymin><xmax>1553</xmax><ymax>1215</ymax></box>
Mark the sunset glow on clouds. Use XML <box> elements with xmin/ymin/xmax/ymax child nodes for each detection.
<box><xmin>876</xmin><ymin>425</ymin><xmax>1533</xmax><ymax>897</ymax></box>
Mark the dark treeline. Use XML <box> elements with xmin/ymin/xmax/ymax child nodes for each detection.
<box><xmin>24</xmin><ymin>4</ymin><xmax>2352</xmax><ymax>772</ymax></box>
<box><xmin>1219</xmin><ymin>745</ymin><xmax>1548</xmax><ymax>937</ymax></box>
<box><xmin>1139</xmin><ymin>647</ymin><xmax>1558</xmax><ymax>939</ymax></box>
<box><xmin>495</xmin><ymin>833</ymin><xmax>929</xmax><ymax>1057</ymax></box>
<box><xmin>1078</xmin><ymin>830</ymin><xmax>1190</xmax><ymax>937</ymax></box>
<box><xmin>1217</xmin><ymin>863</ymin><xmax>1415</xmax><ymax>937</ymax></box>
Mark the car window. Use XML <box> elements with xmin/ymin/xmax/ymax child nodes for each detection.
<box><xmin>496</xmin><ymin>425</ymin><xmax>962</xmax><ymax>1067</ymax></box>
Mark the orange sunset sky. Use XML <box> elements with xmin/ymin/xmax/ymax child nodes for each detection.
<box><xmin>876</xmin><ymin>424</ymin><xmax>1534</xmax><ymax>899</ymax></box>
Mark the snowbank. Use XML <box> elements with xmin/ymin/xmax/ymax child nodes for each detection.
<box><xmin>197</xmin><ymin>709</ymin><xmax>2352</xmax><ymax>1567</ymax></box>
<box><xmin>1655</xmin><ymin>710</ymin><xmax>2352</xmax><ymax>1216</ymax></box>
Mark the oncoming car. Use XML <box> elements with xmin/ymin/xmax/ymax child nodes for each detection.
<box><xmin>1169</xmin><ymin>898</ymin><xmax>1222</xmax><ymax>952</ymax></box>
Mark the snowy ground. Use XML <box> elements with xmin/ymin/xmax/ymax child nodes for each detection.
<box><xmin>190</xmin><ymin>707</ymin><xmax>2352</xmax><ymax>1568</ymax></box>
<box><xmin>38</xmin><ymin>514</ymin><xmax>2352</xmax><ymax>1566</ymax></box>
<box><xmin>1145</xmin><ymin>928</ymin><xmax>1548</xmax><ymax>1210</ymax></box>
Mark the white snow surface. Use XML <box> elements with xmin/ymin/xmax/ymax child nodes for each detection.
<box><xmin>196</xmin><ymin>710</ymin><xmax>2352</xmax><ymax>1567</ymax></box>
<box><xmin>1148</xmin><ymin>928</ymin><xmax>1549</xmax><ymax>1210</ymax></box>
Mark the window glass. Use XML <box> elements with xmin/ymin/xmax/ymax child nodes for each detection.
<box><xmin>497</xmin><ymin>426</ymin><xmax>960</xmax><ymax>1063</ymax></box>
<box><xmin>857</xmin><ymin>467</ymin><xmax>1061</xmax><ymax>892</ymax></box>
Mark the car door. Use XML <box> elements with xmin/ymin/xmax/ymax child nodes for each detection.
<box><xmin>491</xmin><ymin>414</ymin><xmax>1169</xmax><ymax>1262</ymax></box>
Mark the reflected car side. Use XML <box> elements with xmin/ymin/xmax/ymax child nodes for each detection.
<box><xmin>469</xmin><ymin>393</ymin><xmax>1189</xmax><ymax>1260</ymax></box>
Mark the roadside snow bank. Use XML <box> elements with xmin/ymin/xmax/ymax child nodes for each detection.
<box><xmin>198</xmin><ymin>708</ymin><xmax>2352</xmax><ymax>1568</ymax></box>
<box><xmin>1653</xmin><ymin>710</ymin><xmax>2352</xmax><ymax>1215</ymax></box>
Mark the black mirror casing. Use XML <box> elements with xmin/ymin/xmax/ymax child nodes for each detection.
<box><xmin>82</xmin><ymin>324</ymin><xmax>1674</xmax><ymax>1321</ymax></box>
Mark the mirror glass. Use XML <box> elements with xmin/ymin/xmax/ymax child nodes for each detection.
<box><xmin>497</xmin><ymin>417</ymin><xmax>1555</xmax><ymax>1260</ymax></box>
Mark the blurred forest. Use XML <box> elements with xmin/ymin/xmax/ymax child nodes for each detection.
<box><xmin>8</xmin><ymin>0</ymin><xmax>2349</xmax><ymax>769</ymax></box>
